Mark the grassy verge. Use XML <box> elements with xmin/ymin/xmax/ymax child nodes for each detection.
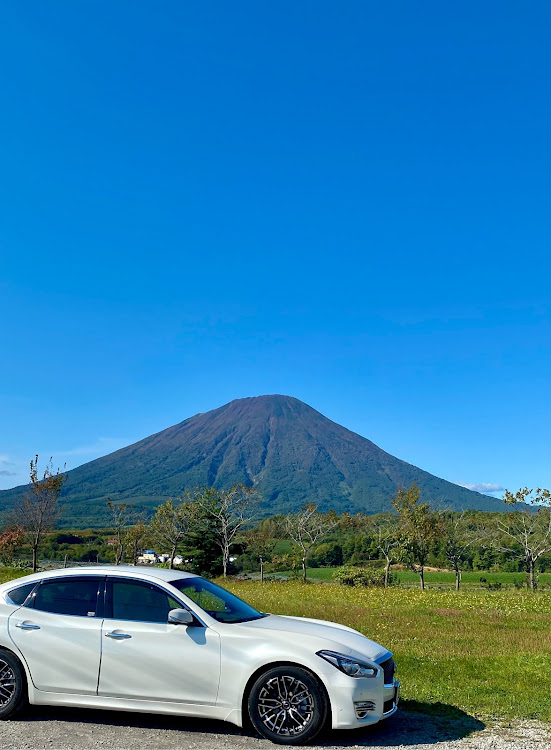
<box><xmin>221</xmin><ymin>579</ymin><xmax>551</xmax><ymax>722</ymax></box>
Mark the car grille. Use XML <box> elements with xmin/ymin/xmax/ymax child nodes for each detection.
<box><xmin>379</xmin><ymin>657</ymin><xmax>396</xmax><ymax>685</ymax></box>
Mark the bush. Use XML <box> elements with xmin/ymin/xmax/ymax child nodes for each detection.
<box><xmin>309</xmin><ymin>542</ymin><xmax>343</xmax><ymax>567</ymax></box>
<box><xmin>333</xmin><ymin>566</ymin><xmax>396</xmax><ymax>588</ymax></box>
<box><xmin>6</xmin><ymin>560</ymin><xmax>33</xmax><ymax>571</ymax></box>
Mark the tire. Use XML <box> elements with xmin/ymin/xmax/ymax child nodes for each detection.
<box><xmin>247</xmin><ymin>666</ymin><xmax>328</xmax><ymax>745</ymax></box>
<box><xmin>0</xmin><ymin>650</ymin><xmax>27</xmax><ymax>720</ymax></box>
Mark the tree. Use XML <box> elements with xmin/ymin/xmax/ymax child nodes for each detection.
<box><xmin>496</xmin><ymin>487</ymin><xmax>551</xmax><ymax>591</ymax></box>
<box><xmin>374</xmin><ymin>522</ymin><xmax>400</xmax><ymax>589</ymax></box>
<box><xmin>441</xmin><ymin>512</ymin><xmax>489</xmax><ymax>591</ymax></box>
<box><xmin>0</xmin><ymin>526</ymin><xmax>25</xmax><ymax>566</ymax></box>
<box><xmin>15</xmin><ymin>455</ymin><xmax>65</xmax><ymax>572</ymax></box>
<box><xmin>244</xmin><ymin>519</ymin><xmax>279</xmax><ymax>582</ymax></box>
<box><xmin>392</xmin><ymin>484</ymin><xmax>440</xmax><ymax>590</ymax></box>
<box><xmin>285</xmin><ymin>505</ymin><xmax>337</xmax><ymax>582</ymax></box>
<box><xmin>194</xmin><ymin>485</ymin><xmax>257</xmax><ymax>577</ymax></box>
<box><xmin>149</xmin><ymin>498</ymin><xmax>199</xmax><ymax>569</ymax></box>
<box><xmin>107</xmin><ymin>500</ymin><xmax>132</xmax><ymax>565</ymax></box>
<box><xmin>124</xmin><ymin>520</ymin><xmax>148</xmax><ymax>566</ymax></box>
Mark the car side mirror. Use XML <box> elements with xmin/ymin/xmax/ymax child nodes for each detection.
<box><xmin>168</xmin><ymin>608</ymin><xmax>194</xmax><ymax>625</ymax></box>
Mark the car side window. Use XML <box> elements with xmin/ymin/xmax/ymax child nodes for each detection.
<box><xmin>179</xmin><ymin>583</ymin><xmax>226</xmax><ymax>613</ymax></box>
<box><xmin>33</xmin><ymin>578</ymin><xmax>102</xmax><ymax>617</ymax></box>
<box><xmin>108</xmin><ymin>579</ymin><xmax>181</xmax><ymax>623</ymax></box>
<box><xmin>6</xmin><ymin>583</ymin><xmax>37</xmax><ymax>606</ymax></box>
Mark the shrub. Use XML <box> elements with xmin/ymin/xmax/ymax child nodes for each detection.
<box><xmin>333</xmin><ymin>565</ymin><xmax>396</xmax><ymax>588</ymax></box>
<box><xmin>7</xmin><ymin>560</ymin><xmax>33</xmax><ymax>571</ymax></box>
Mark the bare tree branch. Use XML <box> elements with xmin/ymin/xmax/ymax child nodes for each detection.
<box><xmin>285</xmin><ymin>505</ymin><xmax>337</xmax><ymax>582</ymax></box>
<box><xmin>14</xmin><ymin>455</ymin><xmax>65</xmax><ymax>572</ymax></box>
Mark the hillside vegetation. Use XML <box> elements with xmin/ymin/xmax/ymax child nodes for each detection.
<box><xmin>0</xmin><ymin>395</ymin><xmax>503</xmax><ymax>527</ymax></box>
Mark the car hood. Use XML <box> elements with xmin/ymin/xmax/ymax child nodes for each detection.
<box><xmin>237</xmin><ymin>614</ymin><xmax>390</xmax><ymax>662</ymax></box>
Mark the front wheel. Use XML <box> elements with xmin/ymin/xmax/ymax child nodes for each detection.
<box><xmin>248</xmin><ymin>666</ymin><xmax>328</xmax><ymax>745</ymax></box>
<box><xmin>0</xmin><ymin>650</ymin><xmax>27</xmax><ymax>719</ymax></box>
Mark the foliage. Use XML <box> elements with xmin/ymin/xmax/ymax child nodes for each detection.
<box><xmin>392</xmin><ymin>484</ymin><xmax>441</xmax><ymax>590</ymax></box>
<box><xmin>183</xmin><ymin>512</ymin><xmax>224</xmax><ymax>578</ymax></box>
<box><xmin>333</xmin><ymin>565</ymin><xmax>397</xmax><ymax>587</ymax></box>
<box><xmin>242</xmin><ymin>518</ymin><xmax>280</xmax><ymax>581</ymax></box>
<box><xmin>496</xmin><ymin>487</ymin><xmax>551</xmax><ymax>591</ymax></box>
<box><xmin>149</xmin><ymin>498</ymin><xmax>200</xmax><ymax>568</ymax></box>
<box><xmin>124</xmin><ymin>520</ymin><xmax>148</xmax><ymax>566</ymax></box>
<box><xmin>308</xmin><ymin>541</ymin><xmax>343</xmax><ymax>567</ymax></box>
<box><xmin>0</xmin><ymin>526</ymin><xmax>25</xmax><ymax>566</ymax></box>
<box><xmin>270</xmin><ymin>552</ymin><xmax>304</xmax><ymax>578</ymax></box>
<box><xmin>3</xmin><ymin>489</ymin><xmax>551</xmax><ymax>583</ymax></box>
<box><xmin>192</xmin><ymin>485</ymin><xmax>257</xmax><ymax>577</ymax></box>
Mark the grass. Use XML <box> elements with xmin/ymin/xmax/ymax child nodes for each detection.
<box><xmin>0</xmin><ymin>568</ymin><xmax>30</xmax><ymax>585</ymax></box>
<box><xmin>220</xmin><ymin>578</ymin><xmax>551</xmax><ymax>723</ymax></box>
<box><xmin>274</xmin><ymin>566</ymin><xmax>551</xmax><ymax>588</ymax></box>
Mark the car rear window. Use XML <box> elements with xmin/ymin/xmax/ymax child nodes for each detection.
<box><xmin>6</xmin><ymin>583</ymin><xmax>36</xmax><ymax>606</ymax></box>
<box><xmin>33</xmin><ymin>578</ymin><xmax>102</xmax><ymax>617</ymax></box>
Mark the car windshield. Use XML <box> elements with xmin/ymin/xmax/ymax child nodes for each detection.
<box><xmin>172</xmin><ymin>577</ymin><xmax>266</xmax><ymax>624</ymax></box>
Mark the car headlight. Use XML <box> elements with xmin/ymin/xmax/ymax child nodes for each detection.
<box><xmin>317</xmin><ymin>650</ymin><xmax>378</xmax><ymax>677</ymax></box>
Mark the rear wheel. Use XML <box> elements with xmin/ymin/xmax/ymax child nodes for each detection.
<box><xmin>248</xmin><ymin>666</ymin><xmax>328</xmax><ymax>745</ymax></box>
<box><xmin>0</xmin><ymin>650</ymin><xmax>27</xmax><ymax>719</ymax></box>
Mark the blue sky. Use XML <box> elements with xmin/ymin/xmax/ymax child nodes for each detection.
<box><xmin>1</xmin><ymin>1</ymin><xmax>549</xmax><ymax>496</ymax></box>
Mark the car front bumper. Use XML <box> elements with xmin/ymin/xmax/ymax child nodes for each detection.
<box><xmin>323</xmin><ymin>671</ymin><xmax>400</xmax><ymax>730</ymax></box>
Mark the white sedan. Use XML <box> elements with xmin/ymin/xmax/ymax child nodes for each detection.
<box><xmin>0</xmin><ymin>566</ymin><xmax>399</xmax><ymax>744</ymax></box>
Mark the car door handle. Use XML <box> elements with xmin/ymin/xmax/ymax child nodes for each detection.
<box><xmin>105</xmin><ymin>631</ymin><xmax>132</xmax><ymax>640</ymax></box>
<box><xmin>15</xmin><ymin>622</ymin><xmax>40</xmax><ymax>630</ymax></box>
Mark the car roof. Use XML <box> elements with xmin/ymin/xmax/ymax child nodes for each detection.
<box><xmin>0</xmin><ymin>565</ymin><xmax>199</xmax><ymax>590</ymax></box>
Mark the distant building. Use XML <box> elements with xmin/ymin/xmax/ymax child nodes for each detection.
<box><xmin>137</xmin><ymin>550</ymin><xmax>158</xmax><ymax>565</ymax></box>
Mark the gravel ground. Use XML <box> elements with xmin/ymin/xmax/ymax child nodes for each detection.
<box><xmin>0</xmin><ymin>706</ymin><xmax>549</xmax><ymax>750</ymax></box>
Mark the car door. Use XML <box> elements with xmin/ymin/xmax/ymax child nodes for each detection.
<box><xmin>98</xmin><ymin>577</ymin><xmax>220</xmax><ymax>705</ymax></box>
<box><xmin>8</xmin><ymin>575</ymin><xmax>104</xmax><ymax>695</ymax></box>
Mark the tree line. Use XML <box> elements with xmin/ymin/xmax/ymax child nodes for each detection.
<box><xmin>1</xmin><ymin>455</ymin><xmax>550</xmax><ymax>592</ymax></box>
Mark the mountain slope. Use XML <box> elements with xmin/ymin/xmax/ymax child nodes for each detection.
<box><xmin>0</xmin><ymin>395</ymin><xmax>505</xmax><ymax>526</ymax></box>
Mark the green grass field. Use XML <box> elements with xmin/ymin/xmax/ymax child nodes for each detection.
<box><xmin>274</xmin><ymin>566</ymin><xmax>551</xmax><ymax>588</ymax></box>
<box><xmin>221</xmin><ymin>579</ymin><xmax>551</xmax><ymax>723</ymax></box>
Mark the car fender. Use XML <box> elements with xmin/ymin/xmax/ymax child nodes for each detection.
<box><xmin>214</xmin><ymin>626</ymin><xmax>340</xmax><ymax>713</ymax></box>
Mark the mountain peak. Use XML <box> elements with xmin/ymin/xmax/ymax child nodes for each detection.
<box><xmin>0</xmin><ymin>395</ymin><xmax>504</xmax><ymax>527</ymax></box>
<box><xmin>224</xmin><ymin>394</ymin><xmax>310</xmax><ymax>409</ymax></box>
<box><xmin>218</xmin><ymin>394</ymin><xmax>313</xmax><ymax>417</ymax></box>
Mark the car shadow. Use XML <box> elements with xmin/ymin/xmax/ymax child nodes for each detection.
<box><xmin>318</xmin><ymin>701</ymin><xmax>486</xmax><ymax>747</ymax></box>
<box><xmin>17</xmin><ymin>701</ymin><xmax>485</xmax><ymax>748</ymax></box>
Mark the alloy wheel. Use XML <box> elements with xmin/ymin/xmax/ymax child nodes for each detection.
<box><xmin>0</xmin><ymin>659</ymin><xmax>16</xmax><ymax>707</ymax></box>
<box><xmin>257</xmin><ymin>674</ymin><xmax>315</xmax><ymax>737</ymax></box>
